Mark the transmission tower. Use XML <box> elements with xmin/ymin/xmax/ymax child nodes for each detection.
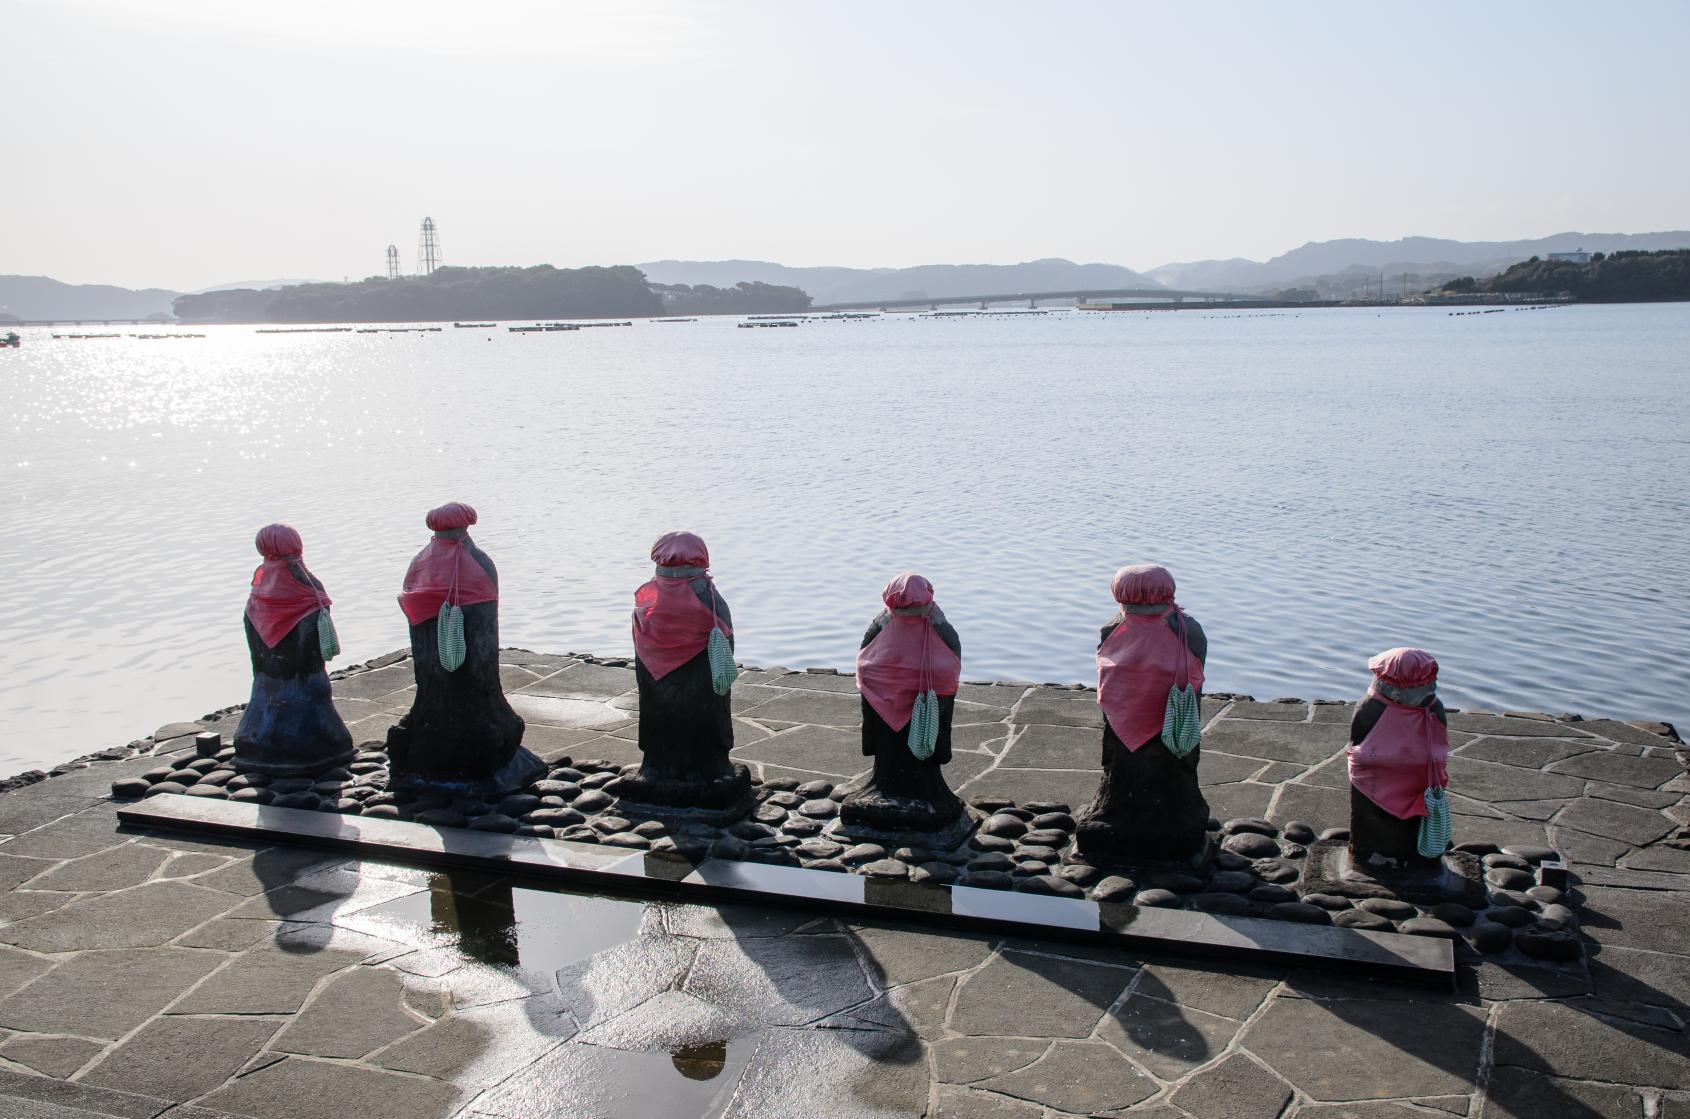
<box><xmin>417</xmin><ymin>217</ymin><xmax>441</xmax><ymax>275</ymax></box>
<box><xmin>385</xmin><ymin>244</ymin><xmax>399</xmax><ymax>279</ymax></box>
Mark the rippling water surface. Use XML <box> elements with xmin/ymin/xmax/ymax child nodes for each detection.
<box><xmin>3</xmin><ymin>305</ymin><xmax>1687</xmax><ymax>773</ymax></box>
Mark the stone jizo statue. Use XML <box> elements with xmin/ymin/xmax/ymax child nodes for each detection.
<box><xmin>386</xmin><ymin>502</ymin><xmax>542</xmax><ymax>797</ymax></box>
<box><xmin>612</xmin><ymin>532</ymin><xmax>753</xmax><ymax>814</ymax></box>
<box><xmin>1076</xmin><ymin>564</ymin><xmax>1210</xmax><ymax>864</ymax></box>
<box><xmin>1347</xmin><ymin>647</ymin><xmax>1452</xmax><ymax>869</ymax></box>
<box><xmin>841</xmin><ymin>573</ymin><xmax>965</xmax><ymax>834</ymax></box>
<box><xmin>232</xmin><ymin>524</ymin><xmax>356</xmax><ymax>775</ymax></box>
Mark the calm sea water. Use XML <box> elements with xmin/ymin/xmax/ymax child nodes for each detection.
<box><xmin>3</xmin><ymin>304</ymin><xmax>1686</xmax><ymax>773</ymax></box>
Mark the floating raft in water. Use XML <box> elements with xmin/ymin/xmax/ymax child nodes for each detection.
<box><xmin>453</xmin><ymin>322</ymin><xmax>495</xmax><ymax>328</ymax></box>
<box><xmin>738</xmin><ymin>320</ymin><xmax>800</xmax><ymax>328</ymax></box>
<box><xmin>356</xmin><ymin>326</ymin><xmax>443</xmax><ymax>334</ymax></box>
<box><xmin>256</xmin><ymin>327</ymin><xmax>354</xmax><ymax>334</ymax></box>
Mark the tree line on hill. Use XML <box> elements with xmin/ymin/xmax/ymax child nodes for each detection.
<box><xmin>1442</xmin><ymin>249</ymin><xmax>1690</xmax><ymax>302</ymax></box>
<box><xmin>172</xmin><ymin>266</ymin><xmax>811</xmax><ymax>323</ymax></box>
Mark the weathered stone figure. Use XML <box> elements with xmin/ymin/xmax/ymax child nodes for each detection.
<box><xmin>841</xmin><ymin>573</ymin><xmax>965</xmax><ymax>834</ymax></box>
<box><xmin>1076</xmin><ymin>564</ymin><xmax>1210</xmax><ymax>864</ymax></box>
<box><xmin>386</xmin><ymin>502</ymin><xmax>542</xmax><ymax>797</ymax></box>
<box><xmin>1347</xmin><ymin>647</ymin><xmax>1451</xmax><ymax>868</ymax></box>
<box><xmin>613</xmin><ymin>531</ymin><xmax>752</xmax><ymax>813</ymax></box>
<box><xmin>232</xmin><ymin>524</ymin><xmax>356</xmax><ymax>775</ymax></box>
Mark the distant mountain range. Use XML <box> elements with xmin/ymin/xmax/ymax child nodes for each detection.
<box><xmin>10</xmin><ymin>232</ymin><xmax>1690</xmax><ymax>320</ymax></box>
<box><xmin>636</xmin><ymin>258</ymin><xmax>1159</xmax><ymax>305</ymax></box>
<box><xmin>0</xmin><ymin>275</ymin><xmax>318</xmax><ymax>321</ymax></box>
<box><xmin>0</xmin><ymin>275</ymin><xmax>179</xmax><ymax>321</ymax></box>
<box><xmin>1147</xmin><ymin>231</ymin><xmax>1690</xmax><ymax>293</ymax></box>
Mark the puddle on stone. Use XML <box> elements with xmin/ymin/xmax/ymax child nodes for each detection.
<box><xmin>476</xmin><ymin>1040</ymin><xmax>752</xmax><ymax>1118</ymax></box>
<box><xmin>671</xmin><ymin>1040</ymin><xmax>730</xmax><ymax>1081</ymax></box>
<box><xmin>353</xmin><ymin>869</ymin><xmax>647</xmax><ymax>974</ymax></box>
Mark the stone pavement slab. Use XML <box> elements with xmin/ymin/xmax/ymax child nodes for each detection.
<box><xmin>0</xmin><ymin>649</ymin><xmax>1681</xmax><ymax>1117</ymax></box>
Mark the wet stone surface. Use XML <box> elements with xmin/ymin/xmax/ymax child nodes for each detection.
<box><xmin>0</xmin><ymin>648</ymin><xmax>1681</xmax><ymax>1116</ymax></box>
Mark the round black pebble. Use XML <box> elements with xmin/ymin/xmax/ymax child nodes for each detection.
<box><xmin>1207</xmin><ymin>871</ymin><xmax>1257</xmax><ymax>893</ymax></box>
<box><xmin>1332</xmin><ymin>909</ymin><xmax>1394</xmax><ymax>932</ymax></box>
<box><xmin>573</xmin><ymin>790</ymin><xmax>614</xmax><ymax>814</ymax></box>
<box><xmin>1222</xmin><ymin>834</ymin><xmax>1278</xmax><ymax>860</ymax></box>
<box><xmin>1281</xmin><ymin>821</ymin><xmax>1317</xmax><ymax>845</ymax></box>
<box><xmin>1249</xmin><ymin>884</ymin><xmax>1297</xmax><ymax>904</ymax></box>
<box><xmin>1487</xmin><ymin>906</ymin><xmax>1536</xmax><ymax>928</ymax></box>
<box><xmin>1302</xmin><ymin>893</ymin><xmax>1354</xmax><ymax>911</ymax></box>
<box><xmin>1429</xmin><ymin>903</ymin><xmax>1479</xmax><ymax>928</ymax></box>
<box><xmin>1400</xmin><ymin>917</ymin><xmax>1460</xmax><ymax>939</ymax></box>
<box><xmin>1135</xmin><ymin>888</ymin><xmax>1182</xmax><ymax>908</ymax></box>
<box><xmin>1017</xmin><ymin>875</ymin><xmax>1085</xmax><ymax>898</ymax></box>
<box><xmin>1148</xmin><ymin>873</ymin><xmax>1205</xmax><ymax>895</ymax></box>
<box><xmin>1092</xmin><ymin>876</ymin><xmax>1137</xmax><ymax>903</ymax></box>
<box><xmin>1268</xmin><ymin>902</ymin><xmax>1331</xmax><ymax>925</ymax></box>
<box><xmin>1057</xmin><ymin>863</ymin><xmax>1101</xmax><ymax>887</ymax></box>
<box><xmin>1468</xmin><ymin>921</ymin><xmax>1513</xmax><ymax>953</ymax></box>
<box><xmin>111</xmin><ymin>778</ymin><xmax>151</xmax><ymax>799</ymax></box>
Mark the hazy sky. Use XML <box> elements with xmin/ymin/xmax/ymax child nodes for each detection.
<box><xmin>7</xmin><ymin>0</ymin><xmax>1688</xmax><ymax>290</ymax></box>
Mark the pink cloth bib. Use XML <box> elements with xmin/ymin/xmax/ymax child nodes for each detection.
<box><xmin>397</xmin><ymin>536</ymin><xmax>498</xmax><ymax>626</ymax></box>
<box><xmin>244</xmin><ymin>524</ymin><xmax>329</xmax><ymax>648</ymax></box>
<box><xmin>1348</xmin><ymin>688</ymin><xmax>1450</xmax><ymax>820</ymax></box>
<box><xmin>1096</xmin><ymin>608</ymin><xmax>1205</xmax><ymax>750</ymax></box>
<box><xmin>632</xmin><ymin>575</ymin><xmax>729</xmax><ymax>680</ymax></box>
<box><xmin>856</xmin><ymin>574</ymin><xmax>961</xmax><ymax>732</ymax></box>
<box><xmin>246</xmin><ymin>559</ymin><xmax>329</xmax><ymax>648</ymax></box>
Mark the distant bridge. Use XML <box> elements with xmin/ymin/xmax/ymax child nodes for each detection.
<box><xmin>807</xmin><ymin>287</ymin><xmax>1269</xmax><ymax>312</ymax></box>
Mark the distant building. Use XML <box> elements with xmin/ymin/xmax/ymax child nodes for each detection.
<box><xmin>1548</xmin><ymin>250</ymin><xmax>1591</xmax><ymax>263</ymax></box>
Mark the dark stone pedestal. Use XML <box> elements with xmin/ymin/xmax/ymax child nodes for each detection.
<box><xmin>1301</xmin><ymin>839</ymin><xmax>1486</xmax><ymax>908</ymax></box>
<box><xmin>1074</xmin><ymin>730</ymin><xmax>1211</xmax><ymax>866</ymax></box>
<box><xmin>838</xmin><ymin>698</ymin><xmax>966</xmax><ymax>837</ymax></box>
<box><xmin>387</xmin><ymin>602</ymin><xmax>543</xmax><ymax>799</ymax></box>
<box><xmin>233</xmin><ymin>615</ymin><xmax>356</xmax><ymax>777</ymax></box>
<box><xmin>826</xmin><ymin>804</ymin><xmax>982</xmax><ymax>854</ymax></box>
<box><xmin>1349</xmin><ymin>785</ymin><xmax>1442</xmax><ymax>868</ymax></box>
<box><xmin>1062</xmin><ymin>832</ymin><xmax>1218</xmax><ymax>879</ymax></box>
<box><xmin>609</xmin><ymin>766</ymin><xmax>757</xmax><ymax>826</ymax></box>
<box><xmin>606</xmin><ymin>655</ymin><xmax>754</xmax><ymax>824</ymax></box>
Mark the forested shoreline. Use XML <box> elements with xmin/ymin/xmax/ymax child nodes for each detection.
<box><xmin>173</xmin><ymin>265</ymin><xmax>810</xmax><ymax>323</ymax></box>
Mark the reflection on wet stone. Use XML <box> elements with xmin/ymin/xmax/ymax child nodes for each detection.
<box><xmin>670</xmin><ymin>1040</ymin><xmax>729</xmax><ymax>1081</ymax></box>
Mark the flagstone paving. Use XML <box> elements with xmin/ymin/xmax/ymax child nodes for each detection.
<box><xmin>0</xmin><ymin>648</ymin><xmax>1682</xmax><ymax>1117</ymax></box>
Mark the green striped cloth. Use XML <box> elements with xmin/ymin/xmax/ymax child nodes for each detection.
<box><xmin>907</xmin><ymin>689</ymin><xmax>940</xmax><ymax>760</ymax></box>
<box><xmin>1162</xmin><ymin>683</ymin><xmax>1202</xmax><ymax>757</ymax></box>
<box><xmin>1417</xmin><ymin>787</ymin><xmax>1452</xmax><ymax>857</ymax></box>
<box><xmin>316</xmin><ymin>609</ymin><xmax>340</xmax><ymax>662</ymax></box>
<box><xmin>708</xmin><ymin>626</ymin><xmax>738</xmax><ymax>695</ymax></box>
<box><xmin>437</xmin><ymin>603</ymin><xmax>466</xmax><ymax>672</ymax></box>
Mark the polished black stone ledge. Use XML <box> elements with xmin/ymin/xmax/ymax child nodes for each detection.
<box><xmin>118</xmin><ymin>793</ymin><xmax>1455</xmax><ymax>987</ymax></box>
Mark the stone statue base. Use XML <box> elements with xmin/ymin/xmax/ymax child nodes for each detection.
<box><xmin>827</xmin><ymin>802</ymin><xmax>981</xmax><ymax>853</ymax></box>
<box><xmin>1300</xmin><ymin>839</ymin><xmax>1486</xmax><ymax>907</ymax></box>
<box><xmin>1074</xmin><ymin>731</ymin><xmax>1212</xmax><ymax>866</ymax></box>
<box><xmin>837</xmin><ymin>767</ymin><xmax>971</xmax><ymax>837</ymax></box>
<box><xmin>608</xmin><ymin>764</ymin><xmax>756</xmax><ymax>826</ymax></box>
<box><xmin>389</xmin><ymin>745</ymin><xmax>546</xmax><ymax>801</ymax></box>
<box><xmin>1065</xmin><ymin>831</ymin><xmax>1218</xmax><ymax>877</ymax></box>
